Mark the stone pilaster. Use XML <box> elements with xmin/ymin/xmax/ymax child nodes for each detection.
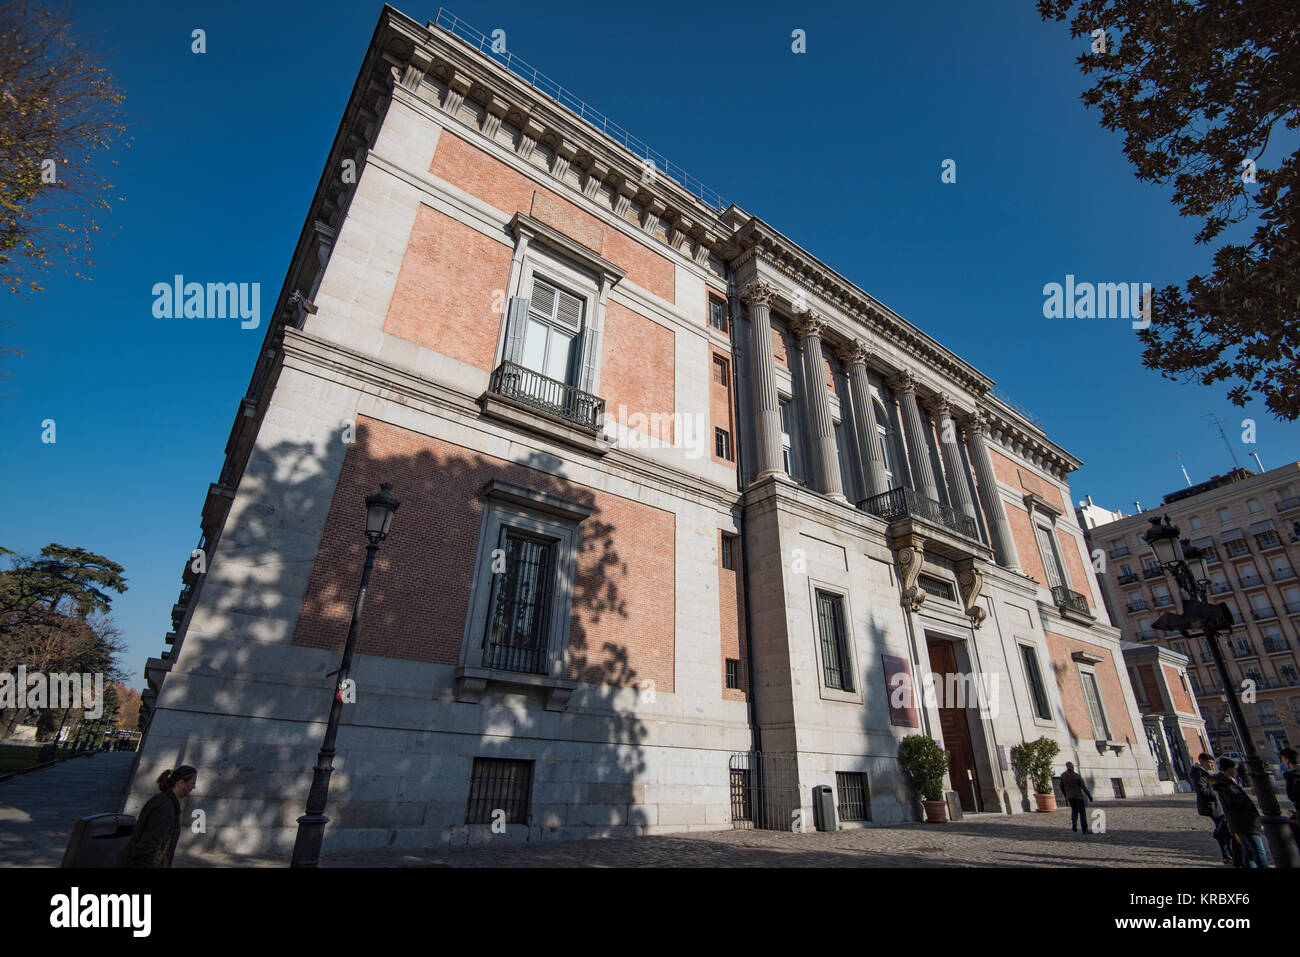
<box><xmin>932</xmin><ymin>394</ymin><xmax>978</xmax><ymax>523</ymax></box>
<box><xmin>891</xmin><ymin>371</ymin><xmax>941</xmax><ymax>503</ymax></box>
<box><xmin>837</xmin><ymin>340</ymin><xmax>888</xmax><ymax>501</ymax></box>
<box><xmin>964</xmin><ymin>409</ymin><xmax>1021</xmax><ymax>571</ymax></box>
<box><xmin>791</xmin><ymin>311</ymin><xmax>845</xmax><ymax>502</ymax></box>
<box><xmin>739</xmin><ymin>280</ymin><xmax>784</xmax><ymax>480</ymax></box>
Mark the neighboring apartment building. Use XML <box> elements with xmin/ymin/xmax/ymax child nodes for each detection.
<box><xmin>1083</xmin><ymin>464</ymin><xmax>1300</xmax><ymax>767</ymax></box>
<box><xmin>131</xmin><ymin>7</ymin><xmax>1161</xmax><ymax>857</ymax></box>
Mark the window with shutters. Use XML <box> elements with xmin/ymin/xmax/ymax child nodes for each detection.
<box><xmin>1021</xmin><ymin>644</ymin><xmax>1053</xmax><ymax>721</ymax></box>
<box><xmin>520</xmin><ymin>277</ymin><xmax>585</xmax><ymax>385</ymax></box>
<box><xmin>1078</xmin><ymin>665</ymin><xmax>1111</xmax><ymax>739</ymax></box>
<box><xmin>1034</xmin><ymin>522</ymin><xmax>1070</xmax><ymax>591</ymax></box>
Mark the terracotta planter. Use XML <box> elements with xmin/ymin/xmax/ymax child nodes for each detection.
<box><xmin>1034</xmin><ymin>792</ymin><xmax>1057</xmax><ymax>812</ymax></box>
<box><xmin>922</xmin><ymin>799</ymin><xmax>949</xmax><ymax>823</ymax></box>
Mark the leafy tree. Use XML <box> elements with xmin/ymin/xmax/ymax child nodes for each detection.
<box><xmin>1039</xmin><ymin>0</ymin><xmax>1300</xmax><ymax>419</ymax></box>
<box><xmin>0</xmin><ymin>0</ymin><xmax>127</xmax><ymax>296</ymax></box>
<box><xmin>113</xmin><ymin>682</ymin><xmax>140</xmax><ymax>730</ymax></box>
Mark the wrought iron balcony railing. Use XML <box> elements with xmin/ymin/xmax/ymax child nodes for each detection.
<box><xmin>1263</xmin><ymin>636</ymin><xmax>1291</xmax><ymax>654</ymax></box>
<box><xmin>488</xmin><ymin>360</ymin><xmax>604</xmax><ymax>431</ymax></box>
<box><xmin>1143</xmin><ymin>565</ymin><xmax>1165</xmax><ymax>580</ymax></box>
<box><xmin>1251</xmin><ymin>606</ymin><xmax>1278</xmax><ymax>621</ymax></box>
<box><xmin>1117</xmin><ymin>572</ymin><xmax>1139</xmax><ymax>585</ymax></box>
<box><xmin>857</xmin><ymin>487</ymin><xmax>980</xmax><ymax>541</ymax></box>
<box><xmin>1052</xmin><ymin>585</ymin><xmax>1091</xmax><ymax>616</ymax></box>
<box><xmin>1277</xmin><ymin>496</ymin><xmax>1300</xmax><ymax>513</ymax></box>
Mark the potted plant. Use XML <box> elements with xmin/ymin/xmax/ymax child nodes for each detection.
<box><xmin>1009</xmin><ymin>741</ymin><xmax>1033</xmax><ymax>809</ymax></box>
<box><xmin>1026</xmin><ymin>736</ymin><xmax>1061</xmax><ymax>812</ymax></box>
<box><xmin>899</xmin><ymin>734</ymin><xmax>951</xmax><ymax>823</ymax></box>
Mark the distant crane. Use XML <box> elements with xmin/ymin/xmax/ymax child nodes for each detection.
<box><xmin>1204</xmin><ymin>412</ymin><xmax>1242</xmax><ymax>469</ymax></box>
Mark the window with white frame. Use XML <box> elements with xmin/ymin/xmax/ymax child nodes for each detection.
<box><xmin>779</xmin><ymin>396</ymin><xmax>796</xmax><ymax>478</ymax></box>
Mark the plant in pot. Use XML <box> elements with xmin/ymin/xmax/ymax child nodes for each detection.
<box><xmin>899</xmin><ymin>734</ymin><xmax>951</xmax><ymax>823</ymax></box>
<box><xmin>1027</xmin><ymin>736</ymin><xmax>1061</xmax><ymax>812</ymax></box>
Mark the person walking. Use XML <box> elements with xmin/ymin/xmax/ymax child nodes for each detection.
<box><xmin>119</xmin><ymin>765</ymin><xmax>197</xmax><ymax>868</ymax></box>
<box><xmin>1190</xmin><ymin>753</ymin><xmax>1233</xmax><ymax>864</ymax></box>
<box><xmin>1059</xmin><ymin>761</ymin><xmax>1093</xmax><ymax>834</ymax></box>
<box><xmin>1211</xmin><ymin>758</ymin><xmax>1269</xmax><ymax>869</ymax></box>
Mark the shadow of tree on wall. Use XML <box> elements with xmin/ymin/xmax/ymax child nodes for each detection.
<box><xmin>142</xmin><ymin>415</ymin><xmax>651</xmax><ymax>857</ymax></box>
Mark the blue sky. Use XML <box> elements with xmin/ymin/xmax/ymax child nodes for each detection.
<box><xmin>2</xmin><ymin>0</ymin><xmax>1296</xmax><ymax>689</ymax></box>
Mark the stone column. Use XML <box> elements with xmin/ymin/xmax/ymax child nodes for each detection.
<box><xmin>932</xmin><ymin>395</ymin><xmax>978</xmax><ymax>523</ymax></box>
<box><xmin>791</xmin><ymin>311</ymin><xmax>845</xmax><ymax>502</ymax></box>
<box><xmin>739</xmin><ymin>280</ymin><xmax>784</xmax><ymax>480</ymax></box>
<box><xmin>838</xmin><ymin>340</ymin><xmax>889</xmax><ymax>500</ymax></box>
<box><xmin>891</xmin><ymin>371</ymin><xmax>941</xmax><ymax>503</ymax></box>
<box><xmin>963</xmin><ymin>409</ymin><xmax>1021</xmax><ymax>571</ymax></box>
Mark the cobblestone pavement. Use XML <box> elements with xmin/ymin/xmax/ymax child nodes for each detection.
<box><xmin>174</xmin><ymin>794</ymin><xmax>1234</xmax><ymax>868</ymax></box>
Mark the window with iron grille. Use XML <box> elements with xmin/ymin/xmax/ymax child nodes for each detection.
<box><xmin>712</xmin><ymin>354</ymin><xmax>729</xmax><ymax>385</ymax></box>
<box><xmin>1111</xmin><ymin>777</ymin><xmax>1126</xmax><ymax>798</ymax></box>
<box><xmin>1021</xmin><ymin>645</ymin><xmax>1052</xmax><ymax>720</ymax></box>
<box><xmin>466</xmin><ymin>758</ymin><xmax>533</xmax><ymax>824</ymax></box>
<box><xmin>720</xmin><ymin>533</ymin><xmax>737</xmax><ymax>570</ymax></box>
<box><xmin>918</xmin><ymin>574</ymin><xmax>955</xmax><ymax>601</ymax></box>
<box><xmin>708</xmin><ymin>297</ymin><xmax>728</xmax><ymax>334</ymax></box>
<box><xmin>725</xmin><ymin>658</ymin><xmax>740</xmax><ymax>689</ymax></box>
<box><xmin>835</xmin><ymin>771</ymin><xmax>871</xmax><ymax>821</ymax></box>
<box><xmin>484</xmin><ymin>530</ymin><xmax>555</xmax><ymax>674</ymax></box>
<box><xmin>715</xmin><ymin>427</ymin><xmax>732</xmax><ymax>461</ymax></box>
<box><xmin>815</xmin><ymin>590</ymin><xmax>854</xmax><ymax>691</ymax></box>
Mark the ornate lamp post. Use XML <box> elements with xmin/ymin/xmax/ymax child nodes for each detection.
<box><xmin>1144</xmin><ymin>515</ymin><xmax>1298</xmax><ymax>867</ymax></box>
<box><xmin>290</xmin><ymin>483</ymin><xmax>399</xmax><ymax>868</ymax></box>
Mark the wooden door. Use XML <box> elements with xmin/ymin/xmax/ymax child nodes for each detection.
<box><xmin>927</xmin><ymin>638</ymin><xmax>983</xmax><ymax>811</ymax></box>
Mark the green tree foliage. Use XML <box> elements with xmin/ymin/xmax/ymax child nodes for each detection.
<box><xmin>0</xmin><ymin>0</ymin><xmax>127</xmax><ymax>296</ymax></box>
<box><xmin>1039</xmin><ymin>0</ymin><xmax>1300</xmax><ymax>419</ymax></box>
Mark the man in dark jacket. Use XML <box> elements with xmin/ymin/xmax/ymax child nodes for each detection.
<box><xmin>1059</xmin><ymin>761</ymin><xmax>1093</xmax><ymax>834</ymax></box>
<box><xmin>1190</xmin><ymin>753</ymin><xmax>1233</xmax><ymax>864</ymax></box>
<box><xmin>1281</xmin><ymin>747</ymin><xmax>1300</xmax><ymax>813</ymax></box>
<box><xmin>1211</xmin><ymin>758</ymin><xmax>1269</xmax><ymax>868</ymax></box>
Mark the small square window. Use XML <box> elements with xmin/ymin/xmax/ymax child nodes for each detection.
<box><xmin>1218</xmin><ymin>507</ymin><xmax>1233</xmax><ymax>522</ymax></box>
<box><xmin>725</xmin><ymin>658</ymin><xmax>740</xmax><ymax>689</ymax></box>
<box><xmin>715</xmin><ymin>428</ymin><xmax>732</xmax><ymax>461</ymax></box>
<box><xmin>720</xmin><ymin>533</ymin><xmax>737</xmax><ymax>570</ymax></box>
<box><xmin>708</xmin><ymin>298</ymin><xmax>728</xmax><ymax>334</ymax></box>
<box><xmin>466</xmin><ymin>758</ymin><xmax>533</xmax><ymax>824</ymax></box>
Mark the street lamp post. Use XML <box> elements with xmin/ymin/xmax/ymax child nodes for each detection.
<box><xmin>290</xmin><ymin>483</ymin><xmax>399</xmax><ymax>868</ymax></box>
<box><xmin>1144</xmin><ymin>516</ymin><xmax>1299</xmax><ymax>868</ymax></box>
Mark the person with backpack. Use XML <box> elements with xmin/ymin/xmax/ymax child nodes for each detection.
<box><xmin>1211</xmin><ymin>757</ymin><xmax>1269</xmax><ymax>869</ymax></box>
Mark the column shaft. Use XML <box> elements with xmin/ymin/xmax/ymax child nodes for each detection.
<box><xmin>966</xmin><ymin>417</ymin><xmax>1021</xmax><ymax>571</ymax></box>
<box><xmin>842</xmin><ymin>344</ymin><xmax>889</xmax><ymax>501</ymax></box>
<box><xmin>794</xmin><ymin>314</ymin><xmax>845</xmax><ymax>501</ymax></box>
<box><xmin>740</xmin><ymin>281</ymin><xmax>783</xmax><ymax>480</ymax></box>
<box><xmin>894</xmin><ymin>374</ymin><xmax>941</xmax><ymax>502</ymax></box>
<box><xmin>936</xmin><ymin>404</ymin><xmax>977</xmax><ymax>522</ymax></box>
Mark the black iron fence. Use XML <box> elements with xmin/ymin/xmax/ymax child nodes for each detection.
<box><xmin>857</xmin><ymin>487</ymin><xmax>979</xmax><ymax>541</ymax></box>
<box><xmin>489</xmin><ymin>361</ymin><xmax>604</xmax><ymax>430</ymax></box>
<box><xmin>729</xmin><ymin>751</ymin><xmax>800</xmax><ymax>830</ymax></box>
<box><xmin>1052</xmin><ymin>585</ymin><xmax>1090</xmax><ymax>616</ymax></box>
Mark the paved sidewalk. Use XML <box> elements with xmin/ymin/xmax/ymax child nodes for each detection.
<box><xmin>174</xmin><ymin>794</ymin><xmax>1230</xmax><ymax>868</ymax></box>
<box><xmin>0</xmin><ymin>752</ymin><xmax>136</xmax><ymax>867</ymax></box>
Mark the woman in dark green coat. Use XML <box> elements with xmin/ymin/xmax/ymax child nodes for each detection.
<box><xmin>119</xmin><ymin>765</ymin><xmax>197</xmax><ymax>867</ymax></box>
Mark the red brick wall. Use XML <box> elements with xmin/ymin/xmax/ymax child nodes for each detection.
<box><xmin>718</xmin><ymin>531</ymin><xmax>746</xmax><ymax>702</ymax></box>
<box><xmin>429</xmin><ymin>132</ymin><xmax>675</xmax><ymax>302</ymax></box>
<box><xmin>1134</xmin><ymin>664</ymin><xmax>1163</xmax><ymax>710</ymax></box>
<box><xmin>602</xmin><ymin>300</ymin><xmax>675</xmax><ymax>445</ymax></box>
<box><xmin>1006</xmin><ymin>505</ymin><xmax>1048</xmax><ymax>583</ymax></box>
<box><xmin>292</xmin><ymin>415</ymin><xmax>676</xmax><ymax>691</ymax></box>
<box><xmin>1163</xmin><ymin>663</ymin><xmax>1195</xmax><ymax>714</ymax></box>
<box><xmin>1043</xmin><ymin>632</ymin><xmax>1136</xmax><ymax>744</ymax></box>
<box><xmin>384</xmin><ymin>204</ymin><xmax>510</xmax><ymax>371</ymax></box>
<box><xmin>709</xmin><ymin>348</ymin><xmax>735</xmax><ymax>469</ymax></box>
<box><xmin>771</xmin><ymin>325</ymin><xmax>789</xmax><ymax>369</ymax></box>
<box><xmin>991</xmin><ymin>448</ymin><xmax>1070</xmax><ymax>513</ymax></box>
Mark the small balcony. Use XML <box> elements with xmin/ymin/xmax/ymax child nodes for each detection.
<box><xmin>1284</xmin><ymin>600</ymin><xmax>1300</xmax><ymax>616</ymax></box>
<box><xmin>1210</xmin><ymin>581</ymin><xmax>1232</xmax><ymax>594</ymax></box>
<box><xmin>1225</xmin><ymin>541</ymin><xmax>1250</xmax><ymax>557</ymax></box>
<box><xmin>1263</xmin><ymin>636</ymin><xmax>1291</xmax><ymax>654</ymax></box>
<box><xmin>1271</xmin><ymin>567</ymin><xmax>1296</xmax><ymax>582</ymax></box>
<box><xmin>1136</xmin><ymin>629</ymin><xmax>1156</xmax><ymax>641</ymax></box>
<box><xmin>1154</xmin><ymin>594</ymin><xmax>1175</xmax><ymax>607</ymax></box>
<box><xmin>1052</xmin><ymin>585</ymin><xmax>1091</xmax><ymax>617</ymax></box>
<box><xmin>1143</xmin><ymin>565</ymin><xmax>1165</xmax><ymax>580</ymax></box>
<box><xmin>488</xmin><ymin>360</ymin><xmax>604</xmax><ymax>431</ymax></box>
<box><xmin>1251</xmin><ymin>606</ymin><xmax>1278</xmax><ymax>621</ymax></box>
<box><xmin>1232</xmin><ymin>643</ymin><xmax>1258</xmax><ymax>659</ymax></box>
<box><xmin>858</xmin><ymin>487</ymin><xmax>980</xmax><ymax>542</ymax></box>
<box><xmin>1276</xmin><ymin>496</ymin><xmax>1300</xmax><ymax>513</ymax></box>
<box><xmin>1110</xmin><ymin>544</ymin><xmax>1130</xmax><ymax>558</ymax></box>
<box><xmin>1238</xmin><ymin>573</ymin><xmax>1263</xmax><ymax>588</ymax></box>
<box><xmin>1117</xmin><ymin>572</ymin><xmax>1139</xmax><ymax>585</ymax></box>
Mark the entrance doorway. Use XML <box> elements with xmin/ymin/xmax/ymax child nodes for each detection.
<box><xmin>926</xmin><ymin>637</ymin><xmax>983</xmax><ymax>811</ymax></box>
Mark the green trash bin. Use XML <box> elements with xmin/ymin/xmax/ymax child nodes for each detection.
<box><xmin>61</xmin><ymin>813</ymin><xmax>136</xmax><ymax>867</ymax></box>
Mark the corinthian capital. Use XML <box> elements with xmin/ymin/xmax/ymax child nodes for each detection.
<box><xmin>790</xmin><ymin>311</ymin><xmax>828</xmax><ymax>342</ymax></box>
<box><xmin>738</xmin><ymin>279</ymin><xmax>776</xmax><ymax>308</ymax></box>
<box><xmin>962</xmin><ymin>407</ymin><xmax>992</xmax><ymax>437</ymax></box>
<box><xmin>888</xmin><ymin>369</ymin><xmax>919</xmax><ymax>396</ymax></box>
<box><xmin>927</xmin><ymin>392</ymin><xmax>953</xmax><ymax>418</ymax></box>
<box><xmin>836</xmin><ymin>338</ymin><xmax>873</xmax><ymax>368</ymax></box>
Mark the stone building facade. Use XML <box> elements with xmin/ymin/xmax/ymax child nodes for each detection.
<box><xmin>1083</xmin><ymin>464</ymin><xmax>1300</xmax><ymax>769</ymax></box>
<box><xmin>130</xmin><ymin>7</ymin><xmax>1161</xmax><ymax>856</ymax></box>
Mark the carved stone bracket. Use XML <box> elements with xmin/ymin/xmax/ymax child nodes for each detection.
<box><xmin>956</xmin><ymin>559</ymin><xmax>987</xmax><ymax>629</ymax></box>
<box><xmin>897</xmin><ymin>537</ymin><xmax>928</xmax><ymax>611</ymax></box>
